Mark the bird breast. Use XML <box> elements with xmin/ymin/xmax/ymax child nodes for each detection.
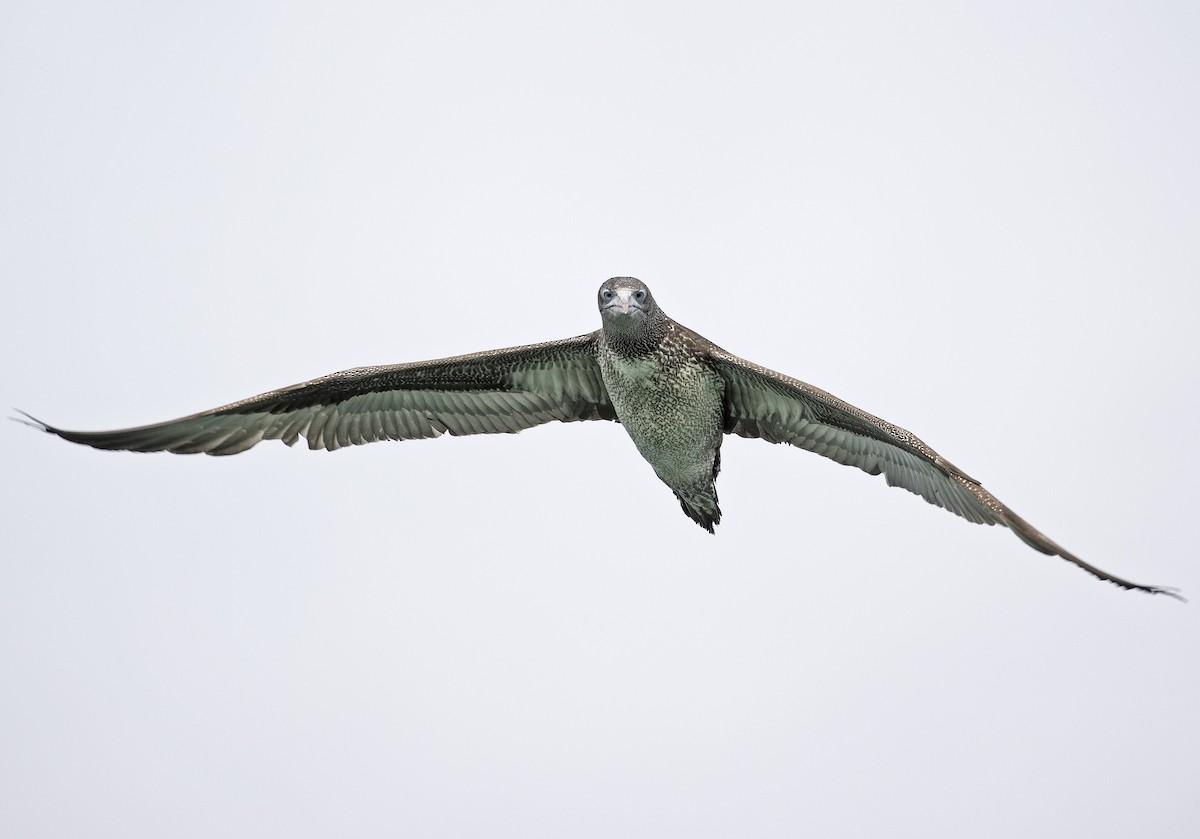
<box><xmin>598</xmin><ymin>344</ymin><xmax>724</xmax><ymax>488</ymax></box>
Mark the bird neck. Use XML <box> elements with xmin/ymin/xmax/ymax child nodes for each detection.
<box><xmin>601</xmin><ymin>312</ymin><xmax>670</xmax><ymax>357</ymax></box>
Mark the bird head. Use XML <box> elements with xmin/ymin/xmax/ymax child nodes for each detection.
<box><xmin>597</xmin><ymin>277</ymin><xmax>659</xmax><ymax>324</ymax></box>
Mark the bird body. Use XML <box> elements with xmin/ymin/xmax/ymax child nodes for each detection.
<box><xmin>15</xmin><ymin>277</ymin><xmax>1182</xmax><ymax>600</ymax></box>
<box><xmin>599</xmin><ymin>318</ymin><xmax>726</xmax><ymax>531</ymax></box>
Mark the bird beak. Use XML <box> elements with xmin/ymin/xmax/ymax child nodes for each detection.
<box><xmin>612</xmin><ymin>288</ymin><xmax>642</xmax><ymax>315</ymax></box>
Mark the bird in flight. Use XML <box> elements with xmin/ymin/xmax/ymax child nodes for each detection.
<box><xmin>16</xmin><ymin>277</ymin><xmax>1181</xmax><ymax>600</ymax></box>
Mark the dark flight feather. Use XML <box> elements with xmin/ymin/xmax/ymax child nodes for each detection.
<box><xmin>16</xmin><ymin>334</ymin><xmax>614</xmax><ymax>455</ymax></box>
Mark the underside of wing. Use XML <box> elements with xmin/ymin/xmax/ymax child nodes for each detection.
<box><xmin>712</xmin><ymin>351</ymin><xmax>1182</xmax><ymax>599</ymax></box>
<box><xmin>20</xmin><ymin>332</ymin><xmax>616</xmax><ymax>455</ymax></box>
<box><xmin>714</xmin><ymin>352</ymin><xmax>999</xmax><ymax>524</ymax></box>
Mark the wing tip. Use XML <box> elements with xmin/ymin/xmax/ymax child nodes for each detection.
<box><xmin>1122</xmin><ymin>582</ymin><xmax>1187</xmax><ymax>604</ymax></box>
<box><xmin>10</xmin><ymin>408</ymin><xmax>54</xmax><ymax>434</ymax></box>
<box><xmin>1061</xmin><ymin>548</ymin><xmax>1185</xmax><ymax>603</ymax></box>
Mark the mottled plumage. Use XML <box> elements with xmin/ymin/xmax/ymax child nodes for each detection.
<box><xmin>597</xmin><ymin>281</ymin><xmax>726</xmax><ymax>531</ymax></box>
<box><xmin>15</xmin><ymin>277</ymin><xmax>1181</xmax><ymax>601</ymax></box>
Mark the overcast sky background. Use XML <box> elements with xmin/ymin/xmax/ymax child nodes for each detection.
<box><xmin>3</xmin><ymin>2</ymin><xmax>1198</xmax><ymax>837</ymax></box>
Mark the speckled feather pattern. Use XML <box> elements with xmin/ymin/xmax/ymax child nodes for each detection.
<box><xmin>27</xmin><ymin>334</ymin><xmax>616</xmax><ymax>455</ymax></box>
<box><xmin>598</xmin><ymin>321</ymin><xmax>726</xmax><ymax>531</ymax></box>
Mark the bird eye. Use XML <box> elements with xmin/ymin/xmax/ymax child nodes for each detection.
<box><xmin>600</xmin><ymin>289</ymin><xmax>614</xmax><ymax>301</ymax></box>
<box><xmin>634</xmin><ymin>290</ymin><xmax>646</xmax><ymax>302</ymax></box>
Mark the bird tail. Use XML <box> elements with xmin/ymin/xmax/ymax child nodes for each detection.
<box><xmin>676</xmin><ymin>489</ymin><xmax>721</xmax><ymax>534</ymax></box>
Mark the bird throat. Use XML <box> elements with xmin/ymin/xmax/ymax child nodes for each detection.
<box><xmin>600</xmin><ymin>313</ymin><xmax>668</xmax><ymax>358</ymax></box>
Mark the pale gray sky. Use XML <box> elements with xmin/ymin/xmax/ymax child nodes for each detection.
<box><xmin>3</xmin><ymin>2</ymin><xmax>1198</xmax><ymax>837</ymax></box>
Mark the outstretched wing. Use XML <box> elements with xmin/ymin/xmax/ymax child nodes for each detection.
<box><xmin>18</xmin><ymin>333</ymin><xmax>616</xmax><ymax>456</ymax></box>
<box><xmin>712</xmin><ymin>350</ymin><xmax>1182</xmax><ymax>599</ymax></box>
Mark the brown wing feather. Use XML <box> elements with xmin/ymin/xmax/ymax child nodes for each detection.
<box><xmin>19</xmin><ymin>333</ymin><xmax>615</xmax><ymax>455</ymax></box>
<box><xmin>711</xmin><ymin>349</ymin><xmax>1182</xmax><ymax>600</ymax></box>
